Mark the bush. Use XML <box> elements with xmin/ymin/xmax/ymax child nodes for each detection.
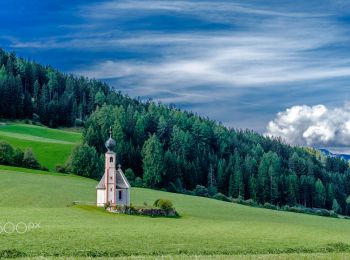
<box><xmin>40</xmin><ymin>166</ymin><xmax>49</xmax><ymax>171</ymax></box>
<box><xmin>22</xmin><ymin>148</ymin><xmax>40</xmax><ymax>169</ymax></box>
<box><xmin>75</xmin><ymin>118</ymin><xmax>84</xmax><ymax>127</ymax></box>
<box><xmin>104</xmin><ymin>201</ymin><xmax>111</xmax><ymax>209</ymax></box>
<box><xmin>55</xmin><ymin>164</ymin><xmax>66</xmax><ymax>173</ymax></box>
<box><xmin>154</xmin><ymin>199</ymin><xmax>174</xmax><ymax>211</ymax></box>
<box><xmin>332</xmin><ymin>199</ymin><xmax>342</xmax><ymax>214</ymax></box>
<box><xmin>193</xmin><ymin>185</ymin><xmax>209</xmax><ymax>197</ymax></box>
<box><xmin>124</xmin><ymin>168</ymin><xmax>135</xmax><ymax>184</ymax></box>
<box><xmin>0</xmin><ymin>141</ymin><xmax>14</xmax><ymax>165</ymax></box>
<box><xmin>263</xmin><ymin>203</ymin><xmax>278</xmax><ymax>210</ymax></box>
<box><xmin>134</xmin><ymin>177</ymin><xmax>143</xmax><ymax>187</ymax></box>
<box><xmin>32</xmin><ymin>113</ymin><xmax>40</xmax><ymax>123</ymax></box>
<box><xmin>12</xmin><ymin>148</ymin><xmax>24</xmax><ymax>166</ymax></box>
<box><xmin>241</xmin><ymin>199</ymin><xmax>258</xmax><ymax>207</ymax></box>
<box><xmin>213</xmin><ymin>193</ymin><xmax>231</xmax><ymax>202</ymax></box>
<box><xmin>318</xmin><ymin>208</ymin><xmax>331</xmax><ymax>217</ymax></box>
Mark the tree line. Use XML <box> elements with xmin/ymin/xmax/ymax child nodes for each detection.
<box><xmin>82</xmin><ymin>104</ymin><xmax>350</xmax><ymax>215</ymax></box>
<box><xmin>0</xmin><ymin>49</ymin><xmax>139</xmax><ymax>127</ymax></box>
<box><xmin>1</xmin><ymin>49</ymin><xmax>350</xmax><ymax>215</ymax></box>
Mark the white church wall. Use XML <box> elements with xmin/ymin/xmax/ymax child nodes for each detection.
<box><xmin>97</xmin><ymin>189</ymin><xmax>106</xmax><ymax>207</ymax></box>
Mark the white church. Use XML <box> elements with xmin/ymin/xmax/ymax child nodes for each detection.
<box><xmin>96</xmin><ymin>128</ymin><xmax>131</xmax><ymax>207</ymax></box>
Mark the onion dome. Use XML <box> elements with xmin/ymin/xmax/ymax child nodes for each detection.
<box><xmin>105</xmin><ymin>127</ymin><xmax>116</xmax><ymax>152</ymax></box>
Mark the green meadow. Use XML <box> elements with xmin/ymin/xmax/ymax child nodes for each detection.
<box><xmin>1</xmin><ymin>124</ymin><xmax>350</xmax><ymax>259</ymax></box>
<box><xmin>0</xmin><ymin>123</ymin><xmax>81</xmax><ymax>170</ymax></box>
<box><xmin>1</xmin><ymin>166</ymin><xmax>350</xmax><ymax>258</ymax></box>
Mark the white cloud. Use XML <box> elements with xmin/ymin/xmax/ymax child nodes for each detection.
<box><xmin>265</xmin><ymin>104</ymin><xmax>350</xmax><ymax>148</ymax></box>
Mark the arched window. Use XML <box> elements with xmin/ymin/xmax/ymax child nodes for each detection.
<box><xmin>110</xmin><ymin>157</ymin><xmax>113</xmax><ymax>163</ymax></box>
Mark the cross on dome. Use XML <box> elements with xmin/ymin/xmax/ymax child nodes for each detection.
<box><xmin>105</xmin><ymin>126</ymin><xmax>116</xmax><ymax>152</ymax></box>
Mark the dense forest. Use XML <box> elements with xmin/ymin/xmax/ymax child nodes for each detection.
<box><xmin>1</xmin><ymin>49</ymin><xmax>350</xmax><ymax>215</ymax></box>
<box><xmin>0</xmin><ymin>49</ymin><xmax>139</xmax><ymax>127</ymax></box>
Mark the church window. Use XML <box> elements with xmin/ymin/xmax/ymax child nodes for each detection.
<box><xmin>119</xmin><ymin>190</ymin><xmax>122</xmax><ymax>200</ymax></box>
<box><xmin>110</xmin><ymin>157</ymin><xmax>113</xmax><ymax>163</ymax></box>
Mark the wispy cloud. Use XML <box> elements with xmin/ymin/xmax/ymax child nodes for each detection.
<box><xmin>79</xmin><ymin>0</ymin><xmax>330</xmax><ymax>20</ymax></box>
<box><xmin>4</xmin><ymin>0</ymin><xmax>350</xmax><ymax>135</ymax></box>
<box><xmin>74</xmin><ymin>18</ymin><xmax>350</xmax><ymax>92</ymax></box>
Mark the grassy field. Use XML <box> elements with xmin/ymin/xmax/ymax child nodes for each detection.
<box><xmin>1</xmin><ymin>166</ymin><xmax>350</xmax><ymax>258</ymax></box>
<box><xmin>1</xmin><ymin>123</ymin><xmax>350</xmax><ymax>259</ymax></box>
<box><xmin>0</xmin><ymin>123</ymin><xmax>81</xmax><ymax>170</ymax></box>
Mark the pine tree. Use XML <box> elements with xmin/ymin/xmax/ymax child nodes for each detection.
<box><xmin>286</xmin><ymin>173</ymin><xmax>298</xmax><ymax>206</ymax></box>
<box><xmin>217</xmin><ymin>158</ymin><xmax>227</xmax><ymax>192</ymax></box>
<box><xmin>326</xmin><ymin>184</ymin><xmax>335</xmax><ymax>210</ymax></box>
<box><xmin>207</xmin><ymin>164</ymin><xmax>217</xmax><ymax>196</ymax></box>
<box><xmin>232</xmin><ymin>163</ymin><xmax>243</xmax><ymax>198</ymax></box>
<box><xmin>268</xmin><ymin>165</ymin><xmax>279</xmax><ymax>204</ymax></box>
<box><xmin>332</xmin><ymin>199</ymin><xmax>341</xmax><ymax>214</ymax></box>
<box><xmin>228</xmin><ymin>172</ymin><xmax>234</xmax><ymax>198</ymax></box>
<box><xmin>249</xmin><ymin>176</ymin><xmax>257</xmax><ymax>201</ymax></box>
<box><xmin>313</xmin><ymin>179</ymin><xmax>326</xmax><ymax>208</ymax></box>
<box><xmin>141</xmin><ymin>134</ymin><xmax>164</xmax><ymax>188</ymax></box>
<box><xmin>94</xmin><ymin>90</ymin><xmax>105</xmax><ymax>107</ymax></box>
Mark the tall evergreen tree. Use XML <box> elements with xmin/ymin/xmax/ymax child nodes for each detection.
<box><xmin>313</xmin><ymin>179</ymin><xmax>326</xmax><ymax>208</ymax></box>
<box><xmin>141</xmin><ymin>134</ymin><xmax>164</xmax><ymax>188</ymax></box>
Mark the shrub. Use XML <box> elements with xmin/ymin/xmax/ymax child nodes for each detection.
<box><xmin>318</xmin><ymin>208</ymin><xmax>331</xmax><ymax>217</ymax></box>
<box><xmin>104</xmin><ymin>201</ymin><xmax>111</xmax><ymax>209</ymax></box>
<box><xmin>40</xmin><ymin>166</ymin><xmax>49</xmax><ymax>171</ymax></box>
<box><xmin>55</xmin><ymin>164</ymin><xmax>66</xmax><ymax>173</ymax></box>
<box><xmin>263</xmin><ymin>203</ymin><xmax>278</xmax><ymax>210</ymax></box>
<box><xmin>22</xmin><ymin>148</ymin><xmax>40</xmax><ymax>169</ymax></box>
<box><xmin>213</xmin><ymin>193</ymin><xmax>231</xmax><ymax>202</ymax></box>
<box><xmin>75</xmin><ymin>118</ymin><xmax>84</xmax><ymax>127</ymax></box>
<box><xmin>241</xmin><ymin>199</ymin><xmax>258</xmax><ymax>207</ymax></box>
<box><xmin>332</xmin><ymin>199</ymin><xmax>342</xmax><ymax>214</ymax></box>
<box><xmin>154</xmin><ymin>199</ymin><xmax>174</xmax><ymax>211</ymax></box>
<box><xmin>12</xmin><ymin>148</ymin><xmax>24</xmax><ymax>166</ymax></box>
<box><xmin>124</xmin><ymin>168</ymin><xmax>135</xmax><ymax>184</ymax></box>
<box><xmin>193</xmin><ymin>185</ymin><xmax>209</xmax><ymax>197</ymax></box>
<box><xmin>32</xmin><ymin>113</ymin><xmax>40</xmax><ymax>123</ymax></box>
<box><xmin>134</xmin><ymin>177</ymin><xmax>143</xmax><ymax>187</ymax></box>
<box><xmin>0</xmin><ymin>141</ymin><xmax>14</xmax><ymax>165</ymax></box>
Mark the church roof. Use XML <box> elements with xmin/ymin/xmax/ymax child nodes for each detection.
<box><xmin>96</xmin><ymin>176</ymin><xmax>105</xmax><ymax>189</ymax></box>
<box><xmin>116</xmin><ymin>168</ymin><xmax>130</xmax><ymax>189</ymax></box>
<box><xmin>95</xmin><ymin>168</ymin><xmax>130</xmax><ymax>189</ymax></box>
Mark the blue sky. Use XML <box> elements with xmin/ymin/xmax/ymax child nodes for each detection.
<box><xmin>2</xmin><ymin>0</ymin><xmax>350</xmax><ymax>149</ymax></box>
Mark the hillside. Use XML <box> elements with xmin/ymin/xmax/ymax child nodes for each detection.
<box><xmin>0</xmin><ymin>123</ymin><xmax>81</xmax><ymax>170</ymax></box>
<box><xmin>1</xmin><ymin>166</ymin><xmax>350</xmax><ymax>258</ymax></box>
<box><xmin>1</xmin><ymin>49</ymin><xmax>350</xmax><ymax>215</ymax></box>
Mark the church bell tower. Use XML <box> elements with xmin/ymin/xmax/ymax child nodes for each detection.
<box><xmin>105</xmin><ymin>127</ymin><xmax>116</xmax><ymax>205</ymax></box>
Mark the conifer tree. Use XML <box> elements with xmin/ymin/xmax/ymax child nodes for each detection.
<box><xmin>142</xmin><ymin>134</ymin><xmax>164</xmax><ymax>187</ymax></box>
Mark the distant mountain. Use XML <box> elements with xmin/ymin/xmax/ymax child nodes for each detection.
<box><xmin>319</xmin><ymin>148</ymin><xmax>350</xmax><ymax>161</ymax></box>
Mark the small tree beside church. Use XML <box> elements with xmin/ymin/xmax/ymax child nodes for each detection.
<box><xmin>67</xmin><ymin>144</ymin><xmax>102</xmax><ymax>178</ymax></box>
<box><xmin>142</xmin><ymin>134</ymin><xmax>164</xmax><ymax>188</ymax></box>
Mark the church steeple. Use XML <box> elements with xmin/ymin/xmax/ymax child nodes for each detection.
<box><xmin>105</xmin><ymin>126</ymin><xmax>116</xmax><ymax>152</ymax></box>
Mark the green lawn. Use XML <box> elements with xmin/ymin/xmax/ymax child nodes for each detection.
<box><xmin>0</xmin><ymin>123</ymin><xmax>81</xmax><ymax>170</ymax></box>
<box><xmin>1</xmin><ymin>166</ymin><xmax>350</xmax><ymax>258</ymax></box>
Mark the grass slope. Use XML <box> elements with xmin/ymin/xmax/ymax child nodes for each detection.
<box><xmin>1</xmin><ymin>166</ymin><xmax>350</xmax><ymax>258</ymax></box>
<box><xmin>0</xmin><ymin>123</ymin><xmax>81</xmax><ymax>170</ymax></box>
